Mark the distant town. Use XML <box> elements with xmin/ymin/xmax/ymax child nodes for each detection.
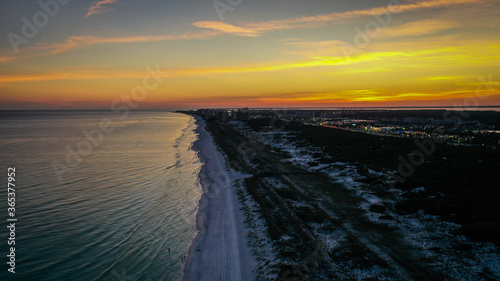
<box><xmin>180</xmin><ymin>108</ymin><xmax>500</xmax><ymax>148</ymax></box>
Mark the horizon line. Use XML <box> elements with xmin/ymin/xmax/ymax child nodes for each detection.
<box><xmin>1</xmin><ymin>105</ymin><xmax>500</xmax><ymax>112</ymax></box>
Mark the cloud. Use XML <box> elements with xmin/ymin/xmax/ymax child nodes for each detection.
<box><xmin>0</xmin><ymin>68</ymin><xmax>165</xmax><ymax>85</ymax></box>
<box><xmin>86</xmin><ymin>0</ymin><xmax>119</xmax><ymax>18</ymax></box>
<box><xmin>348</xmin><ymin>90</ymin><xmax>479</xmax><ymax>102</ymax></box>
<box><xmin>0</xmin><ymin>45</ymin><xmax>488</xmax><ymax>85</ymax></box>
<box><xmin>283</xmin><ymin>40</ymin><xmax>347</xmax><ymax>48</ymax></box>
<box><xmin>2</xmin><ymin>42</ymin><xmax>499</xmax><ymax>87</ymax></box>
<box><xmin>0</xmin><ymin>31</ymin><xmax>219</xmax><ymax>63</ymax></box>
<box><xmin>281</xmin><ymin>40</ymin><xmax>353</xmax><ymax>57</ymax></box>
<box><xmin>2</xmin><ymin>0</ymin><xmax>491</xmax><ymax>63</ymax></box>
<box><xmin>0</xmin><ymin>55</ymin><xmax>17</xmax><ymax>63</ymax></box>
<box><xmin>243</xmin><ymin>0</ymin><xmax>491</xmax><ymax>32</ymax></box>
<box><xmin>46</xmin><ymin>31</ymin><xmax>220</xmax><ymax>54</ymax></box>
<box><xmin>192</xmin><ymin>21</ymin><xmax>261</xmax><ymax>37</ymax></box>
<box><xmin>0</xmin><ymin>47</ymin><xmax>459</xmax><ymax>86</ymax></box>
<box><xmin>377</xmin><ymin>19</ymin><xmax>461</xmax><ymax>38</ymax></box>
<box><xmin>422</xmin><ymin>75</ymin><xmax>473</xmax><ymax>81</ymax></box>
<box><xmin>187</xmin><ymin>0</ymin><xmax>491</xmax><ymax>39</ymax></box>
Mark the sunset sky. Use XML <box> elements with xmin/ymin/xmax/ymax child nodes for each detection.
<box><xmin>1</xmin><ymin>0</ymin><xmax>499</xmax><ymax>109</ymax></box>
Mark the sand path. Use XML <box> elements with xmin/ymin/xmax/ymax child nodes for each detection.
<box><xmin>183</xmin><ymin>118</ymin><xmax>255</xmax><ymax>281</ymax></box>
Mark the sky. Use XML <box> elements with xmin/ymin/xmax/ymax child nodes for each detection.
<box><xmin>0</xmin><ymin>0</ymin><xmax>499</xmax><ymax>109</ymax></box>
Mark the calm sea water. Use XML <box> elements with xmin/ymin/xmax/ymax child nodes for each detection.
<box><xmin>0</xmin><ymin>111</ymin><xmax>202</xmax><ymax>281</ymax></box>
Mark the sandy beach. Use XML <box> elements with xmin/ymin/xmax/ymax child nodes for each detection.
<box><xmin>183</xmin><ymin>117</ymin><xmax>256</xmax><ymax>281</ymax></box>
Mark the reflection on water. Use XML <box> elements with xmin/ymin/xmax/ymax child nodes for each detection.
<box><xmin>0</xmin><ymin>111</ymin><xmax>202</xmax><ymax>281</ymax></box>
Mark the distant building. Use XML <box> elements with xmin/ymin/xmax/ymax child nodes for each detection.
<box><xmin>234</xmin><ymin>108</ymin><xmax>250</xmax><ymax>121</ymax></box>
<box><xmin>194</xmin><ymin>108</ymin><xmax>250</xmax><ymax>121</ymax></box>
<box><xmin>295</xmin><ymin>111</ymin><xmax>315</xmax><ymax>118</ymax></box>
<box><xmin>218</xmin><ymin>110</ymin><xmax>229</xmax><ymax>121</ymax></box>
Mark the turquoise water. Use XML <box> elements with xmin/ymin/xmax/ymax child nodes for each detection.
<box><xmin>0</xmin><ymin>111</ymin><xmax>202</xmax><ymax>280</ymax></box>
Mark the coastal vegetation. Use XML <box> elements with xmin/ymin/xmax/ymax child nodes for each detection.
<box><xmin>249</xmin><ymin>118</ymin><xmax>500</xmax><ymax>245</ymax></box>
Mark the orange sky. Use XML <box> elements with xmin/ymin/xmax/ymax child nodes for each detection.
<box><xmin>1</xmin><ymin>0</ymin><xmax>499</xmax><ymax>109</ymax></box>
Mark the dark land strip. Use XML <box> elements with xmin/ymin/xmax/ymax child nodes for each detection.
<box><xmin>205</xmin><ymin>121</ymin><xmax>451</xmax><ymax>280</ymax></box>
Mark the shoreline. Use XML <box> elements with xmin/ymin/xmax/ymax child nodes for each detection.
<box><xmin>183</xmin><ymin>116</ymin><xmax>255</xmax><ymax>281</ymax></box>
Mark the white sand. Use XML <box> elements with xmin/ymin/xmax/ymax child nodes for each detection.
<box><xmin>183</xmin><ymin>117</ymin><xmax>256</xmax><ymax>281</ymax></box>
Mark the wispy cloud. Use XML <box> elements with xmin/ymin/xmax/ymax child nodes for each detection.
<box><xmin>0</xmin><ymin>46</ymin><xmax>471</xmax><ymax>85</ymax></box>
<box><xmin>348</xmin><ymin>90</ymin><xmax>481</xmax><ymax>102</ymax></box>
<box><xmin>377</xmin><ymin>19</ymin><xmax>461</xmax><ymax>38</ymax></box>
<box><xmin>283</xmin><ymin>40</ymin><xmax>347</xmax><ymax>48</ymax></box>
<box><xmin>0</xmin><ymin>55</ymin><xmax>17</xmax><ymax>63</ymax></box>
<box><xmin>245</xmin><ymin>0</ymin><xmax>490</xmax><ymax>32</ymax></box>
<box><xmin>0</xmin><ymin>68</ymin><xmax>161</xmax><ymax>86</ymax></box>
<box><xmin>0</xmin><ymin>31</ymin><xmax>219</xmax><ymax>63</ymax></box>
<box><xmin>2</xmin><ymin>42</ymin><xmax>499</xmax><ymax>87</ymax></box>
<box><xmin>86</xmin><ymin>0</ymin><xmax>119</xmax><ymax>18</ymax></box>
<box><xmin>46</xmin><ymin>32</ymin><xmax>220</xmax><ymax>53</ymax></box>
<box><xmin>2</xmin><ymin>0</ymin><xmax>490</xmax><ymax>63</ymax></box>
<box><xmin>192</xmin><ymin>21</ymin><xmax>261</xmax><ymax>37</ymax></box>
<box><xmin>422</xmin><ymin>75</ymin><xmax>473</xmax><ymax>81</ymax></box>
<box><xmin>281</xmin><ymin>40</ymin><xmax>352</xmax><ymax>57</ymax></box>
<box><xmin>279</xmin><ymin>19</ymin><xmax>462</xmax><ymax>58</ymax></box>
<box><xmin>190</xmin><ymin>0</ymin><xmax>491</xmax><ymax>36</ymax></box>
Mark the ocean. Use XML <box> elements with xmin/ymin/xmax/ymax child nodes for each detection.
<box><xmin>0</xmin><ymin>111</ymin><xmax>202</xmax><ymax>280</ymax></box>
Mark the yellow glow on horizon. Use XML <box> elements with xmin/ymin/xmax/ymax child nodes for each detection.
<box><xmin>1</xmin><ymin>0</ymin><xmax>500</xmax><ymax>109</ymax></box>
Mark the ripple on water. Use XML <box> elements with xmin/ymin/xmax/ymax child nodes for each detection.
<box><xmin>0</xmin><ymin>111</ymin><xmax>202</xmax><ymax>281</ymax></box>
